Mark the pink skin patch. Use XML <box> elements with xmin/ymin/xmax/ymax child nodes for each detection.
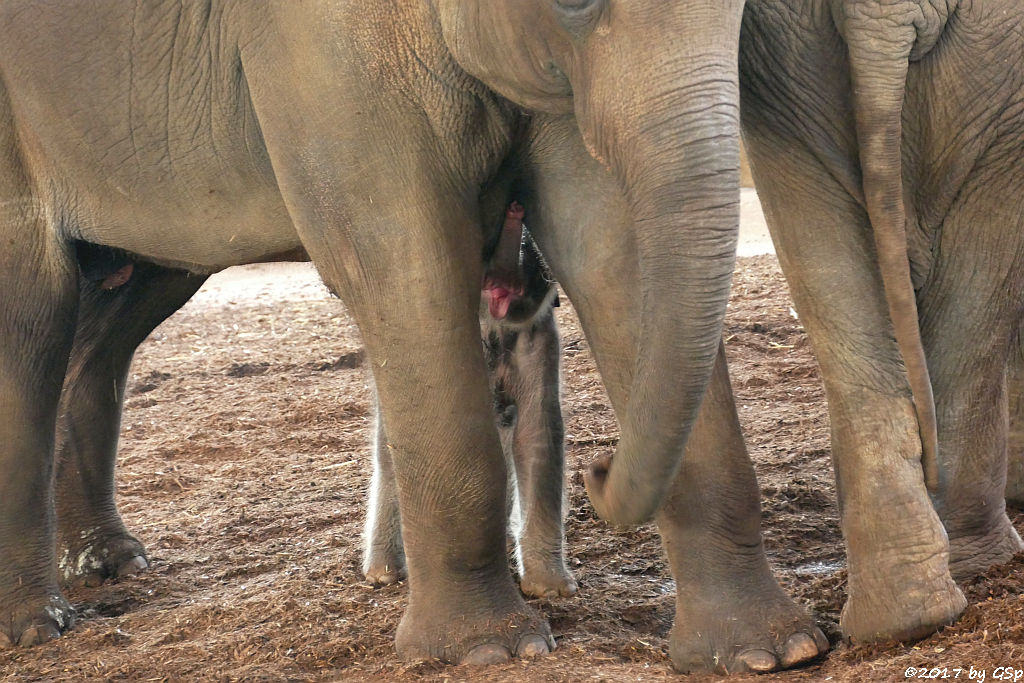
<box><xmin>482</xmin><ymin>203</ymin><xmax>526</xmax><ymax>320</ymax></box>
<box><xmin>101</xmin><ymin>264</ymin><xmax>134</xmax><ymax>290</ymax></box>
<box><xmin>483</xmin><ymin>283</ymin><xmax>520</xmax><ymax>320</ymax></box>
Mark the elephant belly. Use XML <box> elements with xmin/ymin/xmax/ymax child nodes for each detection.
<box><xmin>64</xmin><ymin>175</ymin><xmax>301</xmax><ymax>273</ymax></box>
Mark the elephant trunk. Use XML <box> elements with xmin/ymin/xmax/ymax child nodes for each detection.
<box><xmin>578</xmin><ymin>48</ymin><xmax>741</xmax><ymax>525</ymax></box>
<box><xmin>835</xmin><ymin>0</ymin><xmax>956</xmax><ymax>491</ymax></box>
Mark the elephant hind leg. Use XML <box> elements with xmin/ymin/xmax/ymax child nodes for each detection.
<box><xmin>741</xmin><ymin>125</ymin><xmax>965</xmax><ymax>644</ymax></box>
<box><xmin>917</xmin><ymin>186</ymin><xmax>1024</xmax><ymax>580</ymax></box>
<box><xmin>55</xmin><ymin>261</ymin><xmax>206</xmax><ymax>588</ymax></box>
<box><xmin>0</xmin><ymin>200</ymin><xmax>79</xmax><ymax>646</ymax></box>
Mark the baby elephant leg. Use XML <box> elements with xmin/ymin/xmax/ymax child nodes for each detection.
<box><xmin>362</xmin><ymin>401</ymin><xmax>406</xmax><ymax>585</ymax></box>
<box><xmin>484</xmin><ymin>225</ymin><xmax>573</xmax><ymax>598</ymax></box>
<box><xmin>488</xmin><ymin>300</ymin><xmax>574</xmax><ymax>598</ymax></box>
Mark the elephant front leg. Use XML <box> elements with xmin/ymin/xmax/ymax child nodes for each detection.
<box><xmin>657</xmin><ymin>344</ymin><xmax>828</xmax><ymax>673</ymax></box>
<box><xmin>369</xmin><ymin>301</ymin><xmax>552</xmax><ymax>663</ymax></box>
<box><xmin>55</xmin><ymin>262</ymin><xmax>205</xmax><ymax>587</ymax></box>
<box><xmin>301</xmin><ymin>199</ymin><xmax>551</xmax><ymax>664</ymax></box>
<box><xmin>0</xmin><ymin>203</ymin><xmax>79</xmax><ymax>647</ymax></box>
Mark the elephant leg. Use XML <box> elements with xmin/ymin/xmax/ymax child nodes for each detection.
<box><xmin>521</xmin><ymin>113</ymin><xmax>826</xmax><ymax>672</ymax></box>
<box><xmin>246</xmin><ymin>35</ymin><xmax>551</xmax><ymax>660</ymax></box>
<box><xmin>744</xmin><ymin>132</ymin><xmax>965</xmax><ymax>643</ymax></box>
<box><xmin>658</xmin><ymin>344</ymin><xmax>828</xmax><ymax>673</ymax></box>
<box><xmin>918</xmin><ymin>191</ymin><xmax>1024</xmax><ymax>579</ymax></box>
<box><xmin>361</xmin><ymin>400</ymin><xmax>406</xmax><ymax>586</ymax></box>
<box><xmin>496</xmin><ymin>307</ymin><xmax>575</xmax><ymax>599</ymax></box>
<box><xmin>1006</xmin><ymin>337</ymin><xmax>1024</xmax><ymax>506</ymax></box>
<box><xmin>362</xmin><ymin>312</ymin><xmax>574</xmax><ymax>599</ymax></box>
<box><xmin>55</xmin><ymin>261</ymin><xmax>206</xmax><ymax>587</ymax></box>
<box><xmin>0</xmin><ymin>196</ymin><xmax>79</xmax><ymax>646</ymax></box>
<box><xmin>297</xmin><ymin>196</ymin><xmax>550</xmax><ymax>663</ymax></box>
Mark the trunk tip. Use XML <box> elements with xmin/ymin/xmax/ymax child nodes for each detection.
<box><xmin>583</xmin><ymin>454</ymin><xmax>660</xmax><ymax>526</ymax></box>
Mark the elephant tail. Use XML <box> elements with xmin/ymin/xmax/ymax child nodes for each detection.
<box><xmin>834</xmin><ymin>0</ymin><xmax>957</xmax><ymax>492</ymax></box>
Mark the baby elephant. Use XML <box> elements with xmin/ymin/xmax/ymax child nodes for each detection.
<box><xmin>362</xmin><ymin>203</ymin><xmax>577</xmax><ymax>599</ymax></box>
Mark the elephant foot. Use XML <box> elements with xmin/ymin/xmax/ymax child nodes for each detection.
<box><xmin>947</xmin><ymin>515</ymin><xmax>1023</xmax><ymax>581</ymax></box>
<box><xmin>395</xmin><ymin>578</ymin><xmax>553</xmax><ymax>664</ymax></box>
<box><xmin>668</xmin><ymin>561</ymin><xmax>828</xmax><ymax>674</ymax></box>
<box><xmin>519</xmin><ymin>553</ymin><xmax>577</xmax><ymax>598</ymax></box>
<box><xmin>841</xmin><ymin>533</ymin><xmax>966</xmax><ymax>642</ymax></box>
<box><xmin>58</xmin><ymin>527</ymin><xmax>148</xmax><ymax>588</ymax></box>
<box><xmin>363</xmin><ymin>548</ymin><xmax>407</xmax><ymax>587</ymax></box>
<box><xmin>836</xmin><ymin>409</ymin><xmax>968</xmax><ymax>643</ymax></box>
<box><xmin>0</xmin><ymin>592</ymin><xmax>76</xmax><ymax>648</ymax></box>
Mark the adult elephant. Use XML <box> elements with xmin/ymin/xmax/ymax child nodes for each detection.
<box><xmin>0</xmin><ymin>0</ymin><xmax>747</xmax><ymax>667</ymax></box>
<box><xmin>739</xmin><ymin>0</ymin><xmax>1024</xmax><ymax>643</ymax></box>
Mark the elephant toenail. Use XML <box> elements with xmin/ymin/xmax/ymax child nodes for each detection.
<box><xmin>117</xmin><ymin>555</ymin><xmax>149</xmax><ymax>577</ymax></box>
<box><xmin>74</xmin><ymin>573</ymin><xmax>104</xmax><ymax>589</ymax></box>
<box><xmin>812</xmin><ymin>627</ymin><xmax>830</xmax><ymax>652</ymax></box>
<box><xmin>18</xmin><ymin>623</ymin><xmax>60</xmax><ymax>647</ymax></box>
<box><xmin>0</xmin><ymin>631</ymin><xmax>12</xmax><ymax>649</ymax></box>
<box><xmin>463</xmin><ymin>643</ymin><xmax>513</xmax><ymax>665</ymax></box>
<box><xmin>780</xmin><ymin>632</ymin><xmax>820</xmax><ymax>667</ymax></box>
<box><xmin>517</xmin><ymin>634</ymin><xmax>552</xmax><ymax>658</ymax></box>
<box><xmin>737</xmin><ymin>648</ymin><xmax>778</xmax><ymax>672</ymax></box>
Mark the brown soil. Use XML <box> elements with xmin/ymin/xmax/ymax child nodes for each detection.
<box><xmin>3</xmin><ymin>255</ymin><xmax>1023</xmax><ymax>682</ymax></box>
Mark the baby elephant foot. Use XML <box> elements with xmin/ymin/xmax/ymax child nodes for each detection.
<box><xmin>0</xmin><ymin>593</ymin><xmax>76</xmax><ymax>648</ymax></box>
<box><xmin>519</xmin><ymin>553</ymin><xmax>577</xmax><ymax>599</ymax></box>
<box><xmin>396</xmin><ymin>580</ymin><xmax>553</xmax><ymax>664</ymax></box>
<box><xmin>670</xmin><ymin>585</ymin><xmax>828</xmax><ymax>674</ymax></box>
<box><xmin>363</xmin><ymin>548</ymin><xmax>407</xmax><ymax>587</ymax></box>
<box><xmin>58</xmin><ymin>529</ymin><xmax>148</xmax><ymax>588</ymax></box>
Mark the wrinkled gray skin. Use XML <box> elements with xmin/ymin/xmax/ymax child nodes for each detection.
<box><xmin>1006</xmin><ymin>334</ymin><xmax>1024</xmax><ymax>506</ymax></box>
<box><xmin>740</xmin><ymin>0</ymin><xmax>1024</xmax><ymax>643</ymax></box>
<box><xmin>364</xmin><ymin>218</ymin><xmax>577</xmax><ymax>599</ymax></box>
<box><xmin>59</xmin><ymin>176</ymin><xmax>831</xmax><ymax>675</ymax></box>
<box><xmin>55</xmin><ymin>257</ymin><xmax>204</xmax><ymax>590</ymax></box>
<box><xmin>516</xmin><ymin>119</ymin><xmax>828</xmax><ymax>674</ymax></box>
<box><xmin>0</xmin><ymin>0</ymin><xmax>746</xmax><ymax>666</ymax></box>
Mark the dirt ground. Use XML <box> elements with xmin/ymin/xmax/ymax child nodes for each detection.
<box><xmin>3</xmin><ymin>254</ymin><xmax>1023</xmax><ymax>682</ymax></box>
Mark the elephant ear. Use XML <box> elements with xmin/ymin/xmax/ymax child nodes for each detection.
<box><xmin>829</xmin><ymin>0</ymin><xmax>957</xmax><ymax>491</ymax></box>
